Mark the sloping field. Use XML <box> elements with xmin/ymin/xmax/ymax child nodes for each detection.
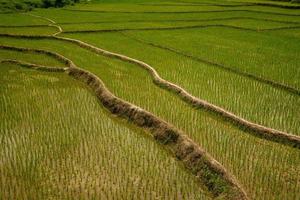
<box><xmin>0</xmin><ymin>0</ymin><xmax>300</xmax><ymax>199</ymax></box>
<box><xmin>63</xmin><ymin>31</ymin><xmax>300</xmax><ymax>135</ymax></box>
<box><xmin>0</xmin><ymin>61</ymin><xmax>210</xmax><ymax>200</ymax></box>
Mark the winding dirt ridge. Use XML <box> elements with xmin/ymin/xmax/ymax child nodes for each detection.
<box><xmin>0</xmin><ymin>45</ymin><xmax>248</xmax><ymax>199</ymax></box>
<box><xmin>53</xmin><ymin>36</ymin><xmax>300</xmax><ymax>148</ymax></box>
<box><xmin>1</xmin><ymin>13</ymin><xmax>299</xmax><ymax>148</ymax></box>
<box><xmin>1</xmin><ymin>8</ymin><xmax>299</xmax><ymax>198</ymax></box>
<box><xmin>121</xmin><ymin>32</ymin><xmax>300</xmax><ymax>96</ymax></box>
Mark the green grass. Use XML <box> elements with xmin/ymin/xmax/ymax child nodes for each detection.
<box><xmin>0</xmin><ymin>63</ymin><xmax>209</xmax><ymax>199</ymax></box>
<box><xmin>0</xmin><ymin>36</ymin><xmax>298</xmax><ymax>200</ymax></box>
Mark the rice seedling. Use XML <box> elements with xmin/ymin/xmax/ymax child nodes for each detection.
<box><xmin>65</xmin><ymin>1</ymin><xmax>300</xmax><ymax>15</ymax></box>
<box><xmin>0</xmin><ymin>48</ymin><xmax>65</xmax><ymax>67</ymax></box>
<box><xmin>0</xmin><ymin>26</ymin><xmax>58</xmax><ymax>36</ymax></box>
<box><xmin>218</xmin><ymin>18</ymin><xmax>299</xmax><ymax>29</ymax></box>
<box><xmin>0</xmin><ymin>36</ymin><xmax>298</xmax><ymax>199</ymax></box>
<box><xmin>266</xmin><ymin>28</ymin><xmax>300</xmax><ymax>38</ymax></box>
<box><xmin>179</xmin><ymin>0</ymin><xmax>300</xmax><ymax>14</ymax></box>
<box><xmin>29</xmin><ymin>8</ymin><xmax>300</xmax><ymax>24</ymax></box>
<box><xmin>0</xmin><ymin>63</ymin><xmax>210</xmax><ymax>200</ymax></box>
<box><xmin>62</xmin><ymin>31</ymin><xmax>300</xmax><ymax>136</ymax></box>
<box><xmin>66</xmin><ymin>3</ymin><xmax>235</xmax><ymax>12</ymax></box>
<box><xmin>59</xmin><ymin>18</ymin><xmax>297</xmax><ymax>32</ymax></box>
<box><xmin>0</xmin><ymin>13</ymin><xmax>47</xmax><ymax>26</ymax></box>
<box><xmin>238</xmin><ymin>5</ymin><xmax>300</xmax><ymax>15</ymax></box>
<box><xmin>120</xmin><ymin>27</ymin><xmax>300</xmax><ymax>89</ymax></box>
<box><xmin>1</xmin><ymin>1</ymin><xmax>299</xmax><ymax>199</ymax></box>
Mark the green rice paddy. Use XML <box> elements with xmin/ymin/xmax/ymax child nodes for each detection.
<box><xmin>0</xmin><ymin>0</ymin><xmax>299</xmax><ymax>199</ymax></box>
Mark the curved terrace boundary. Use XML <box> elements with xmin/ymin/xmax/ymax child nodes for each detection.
<box><xmin>54</xmin><ymin>35</ymin><xmax>300</xmax><ymax>148</ymax></box>
<box><xmin>0</xmin><ymin>32</ymin><xmax>299</xmax><ymax>148</ymax></box>
<box><xmin>0</xmin><ymin>47</ymin><xmax>248</xmax><ymax>200</ymax></box>
<box><xmin>5</xmin><ymin>28</ymin><xmax>299</xmax><ymax>95</ymax></box>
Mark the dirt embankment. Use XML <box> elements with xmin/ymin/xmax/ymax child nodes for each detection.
<box><xmin>1</xmin><ymin>45</ymin><xmax>248</xmax><ymax>199</ymax></box>
<box><xmin>53</xmin><ymin>36</ymin><xmax>300</xmax><ymax>149</ymax></box>
<box><xmin>67</xmin><ymin>66</ymin><xmax>249</xmax><ymax>200</ymax></box>
<box><xmin>2</xmin><ymin>34</ymin><xmax>298</xmax><ymax>148</ymax></box>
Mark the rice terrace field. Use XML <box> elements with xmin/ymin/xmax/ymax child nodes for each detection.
<box><xmin>0</xmin><ymin>0</ymin><xmax>300</xmax><ymax>199</ymax></box>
